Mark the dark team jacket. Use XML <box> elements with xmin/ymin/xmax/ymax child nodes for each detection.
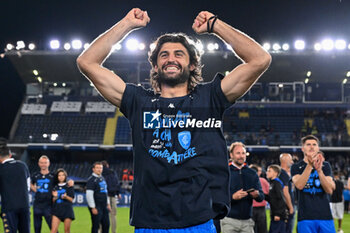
<box><xmin>102</xmin><ymin>166</ymin><xmax>120</xmax><ymax>197</ymax></box>
<box><xmin>227</xmin><ymin>163</ymin><xmax>264</xmax><ymax>220</ymax></box>
<box><xmin>31</xmin><ymin>172</ymin><xmax>55</xmax><ymax>208</ymax></box>
<box><xmin>265</xmin><ymin>178</ymin><xmax>288</xmax><ymax>220</ymax></box>
<box><xmin>0</xmin><ymin>159</ymin><xmax>30</xmax><ymax>212</ymax></box>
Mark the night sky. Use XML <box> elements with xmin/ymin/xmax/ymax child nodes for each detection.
<box><xmin>1</xmin><ymin>0</ymin><xmax>350</xmax><ymax>137</ymax></box>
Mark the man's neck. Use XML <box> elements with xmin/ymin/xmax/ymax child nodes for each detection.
<box><xmin>40</xmin><ymin>169</ymin><xmax>50</xmax><ymax>175</ymax></box>
<box><xmin>160</xmin><ymin>83</ymin><xmax>188</xmax><ymax>98</ymax></box>
<box><xmin>233</xmin><ymin>161</ymin><xmax>244</xmax><ymax>169</ymax></box>
<box><xmin>281</xmin><ymin>164</ymin><xmax>290</xmax><ymax>173</ymax></box>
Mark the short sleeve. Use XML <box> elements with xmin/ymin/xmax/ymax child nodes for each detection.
<box><xmin>291</xmin><ymin>164</ymin><xmax>300</xmax><ymax>177</ymax></box>
<box><xmin>86</xmin><ymin>178</ymin><xmax>95</xmax><ymax>191</ymax></box>
<box><xmin>67</xmin><ymin>186</ymin><xmax>75</xmax><ymax>198</ymax></box>
<box><xmin>31</xmin><ymin>173</ymin><xmax>36</xmax><ymax>184</ymax></box>
<box><xmin>322</xmin><ymin>162</ymin><xmax>332</xmax><ymax>177</ymax></box>
<box><xmin>209</xmin><ymin>73</ymin><xmax>232</xmax><ymax>116</ymax></box>
<box><xmin>279</xmin><ymin>171</ymin><xmax>289</xmax><ymax>186</ymax></box>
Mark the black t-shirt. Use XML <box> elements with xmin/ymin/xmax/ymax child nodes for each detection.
<box><xmin>0</xmin><ymin>159</ymin><xmax>30</xmax><ymax>212</ymax></box>
<box><xmin>31</xmin><ymin>172</ymin><xmax>55</xmax><ymax>208</ymax></box>
<box><xmin>52</xmin><ymin>183</ymin><xmax>75</xmax><ymax>220</ymax></box>
<box><xmin>291</xmin><ymin>160</ymin><xmax>333</xmax><ymax>221</ymax></box>
<box><xmin>279</xmin><ymin>169</ymin><xmax>294</xmax><ymax>205</ymax></box>
<box><xmin>331</xmin><ymin>180</ymin><xmax>344</xmax><ymax>203</ymax></box>
<box><xmin>86</xmin><ymin>175</ymin><xmax>108</xmax><ymax>207</ymax></box>
<box><xmin>120</xmin><ymin>74</ymin><xmax>232</xmax><ymax>228</ymax></box>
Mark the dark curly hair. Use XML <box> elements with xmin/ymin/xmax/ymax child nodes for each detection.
<box><xmin>54</xmin><ymin>168</ymin><xmax>67</xmax><ymax>184</ymax></box>
<box><xmin>148</xmin><ymin>33</ymin><xmax>203</xmax><ymax>93</ymax></box>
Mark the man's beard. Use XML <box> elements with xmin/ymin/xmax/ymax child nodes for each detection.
<box><xmin>157</xmin><ymin>63</ymin><xmax>191</xmax><ymax>87</ymax></box>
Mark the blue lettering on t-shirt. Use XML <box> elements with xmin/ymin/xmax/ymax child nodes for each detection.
<box><xmin>37</xmin><ymin>178</ymin><xmax>50</xmax><ymax>193</ymax></box>
<box><xmin>148</xmin><ymin>147</ymin><xmax>197</xmax><ymax>165</ymax></box>
<box><xmin>160</xmin><ymin>129</ymin><xmax>171</xmax><ymax>141</ymax></box>
<box><xmin>303</xmin><ymin>170</ymin><xmax>323</xmax><ymax>194</ymax></box>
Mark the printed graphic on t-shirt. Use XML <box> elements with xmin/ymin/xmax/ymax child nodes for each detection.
<box><xmin>303</xmin><ymin>170</ymin><xmax>323</xmax><ymax>194</ymax></box>
<box><xmin>143</xmin><ymin>110</ymin><xmax>221</xmax><ymax>165</ymax></box>
<box><xmin>99</xmin><ymin>180</ymin><xmax>107</xmax><ymax>193</ymax></box>
<box><xmin>37</xmin><ymin>178</ymin><xmax>50</xmax><ymax>193</ymax></box>
<box><xmin>56</xmin><ymin>187</ymin><xmax>66</xmax><ymax>203</ymax></box>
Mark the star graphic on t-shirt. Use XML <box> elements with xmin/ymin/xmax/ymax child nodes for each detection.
<box><xmin>151</xmin><ymin>109</ymin><xmax>162</xmax><ymax>122</ymax></box>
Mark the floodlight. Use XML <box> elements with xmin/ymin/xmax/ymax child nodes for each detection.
<box><xmin>321</xmin><ymin>39</ymin><xmax>334</xmax><ymax>51</ymax></box>
<box><xmin>314</xmin><ymin>43</ymin><xmax>322</xmax><ymax>51</ymax></box>
<box><xmin>272</xmin><ymin>43</ymin><xmax>281</xmax><ymax>51</ymax></box>
<box><xmin>53</xmin><ymin>83</ymin><xmax>57</xmax><ymax>87</ymax></box>
<box><xmin>50</xmin><ymin>40</ymin><xmax>60</xmax><ymax>49</ymax></box>
<box><xmin>72</xmin><ymin>39</ymin><xmax>82</xmax><ymax>49</ymax></box>
<box><xmin>138</xmin><ymin>43</ymin><xmax>146</xmax><ymax>50</ymax></box>
<box><xmin>84</xmin><ymin>43</ymin><xmax>90</xmax><ymax>49</ymax></box>
<box><xmin>6</xmin><ymin>43</ymin><xmax>14</xmax><ymax>50</ymax></box>
<box><xmin>294</xmin><ymin>40</ymin><xmax>305</xmax><ymax>50</ymax></box>
<box><xmin>37</xmin><ymin>77</ymin><xmax>42</xmax><ymax>83</ymax></box>
<box><xmin>207</xmin><ymin>43</ymin><xmax>218</xmax><ymax>50</ymax></box>
<box><xmin>126</xmin><ymin>39</ymin><xmax>139</xmax><ymax>51</ymax></box>
<box><xmin>304</xmin><ymin>78</ymin><xmax>309</xmax><ymax>84</ymax></box>
<box><xmin>33</xmin><ymin>70</ymin><xmax>39</xmax><ymax>76</ymax></box>
<box><xmin>62</xmin><ymin>83</ymin><xmax>66</xmax><ymax>87</ymax></box>
<box><xmin>278</xmin><ymin>84</ymin><xmax>283</xmax><ymax>88</ymax></box>
<box><xmin>28</xmin><ymin>43</ymin><xmax>36</xmax><ymax>50</ymax></box>
<box><xmin>111</xmin><ymin>43</ymin><xmax>122</xmax><ymax>52</ymax></box>
<box><xmin>16</xmin><ymin>41</ymin><xmax>25</xmax><ymax>50</ymax></box>
<box><xmin>50</xmin><ymin>134</ymin><xmax>58</xmax><ymax>141</ymax></box>
<box><xmin>263</xmin><ymin>43</ymin><xmax>271</xmax><ymax>51</ymax></box>
<box><xmin>343</xmin><ymin>78</ymin><xmax>348</xmax><ymax>84</ymax></box>
<box><xmin>306</xmin><ymin>71</ymin><xmax>312</xmax><ymax>77</ymax></box>
<box><xmin>64</xmin><ymin>43</ymin><xmax>71</xmax><ymax>50</ymax></box>
<box><xmin>282</xmin><ymin>43</ymin><xmax>289</xmax><ymax>51</ymax></box>
<box><xmin>346</xmin><ymin>71</ymin><xmax>350</xmax><ymax>77</ymax></box>
<box><xmin>335</xmin><ymin>39</ymin><xmax>346</xmax><ymax>50</ymax></box>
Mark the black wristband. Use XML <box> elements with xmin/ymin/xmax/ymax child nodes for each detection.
<box><xmin>207</xmin><ymin>15</ymin><xmax>218</xmax><ymax>33</ymax></box>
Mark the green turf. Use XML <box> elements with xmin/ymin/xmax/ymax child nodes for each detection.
<box><xmin>0</xmin><ymin>207</ymin><xmax>349</xmax><ymax>232</ymax></box>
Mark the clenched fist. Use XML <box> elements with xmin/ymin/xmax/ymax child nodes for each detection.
<box><xmin>192</xmin><ymin>11</ymin><xmax>216</xmax><ymax>34</ymax></box>
<box><xmin>123</xmin><ymin>8</ymin><xmax>150</xmax><ymax>30</ymax></box>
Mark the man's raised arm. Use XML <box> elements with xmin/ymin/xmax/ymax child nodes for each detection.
<box><xmin>76</xmin><ymin>8</ymin><xmax>150</xmax><ymax>107</ymax></box>
<box><xmin>192</xmin><ymin>11</ymin><xmax>271</xmax><ymax>103</ymax></box>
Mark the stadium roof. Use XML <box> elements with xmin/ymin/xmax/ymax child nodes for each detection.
<box><xmin>5</xmin><ymin>50</ymin><xmax>350</xmax><ymax>84</ymax></box>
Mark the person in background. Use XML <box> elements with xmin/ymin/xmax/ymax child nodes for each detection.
<box><xmin>101</xmin><ymin>160</ymin><xmax>121</xmax><ymax>233</ymax></box>
<box><xmin>50</xmin><ymin>168</ymin><xmax>75</xmax><ymax>233</ymax></box>
<box><xmin>291</xmin><ymin>135</ymin><xmax>335</xmax><ymax>233</ymax></box>
<box><xmin>330</xmin><ymin>171</ymin><xmax>344</xmax><ymax>233</ymax></box>
<box><xmin>251</xmin><ymin>164</ymin><xmax>269</xmax><ymax>233</ymax></box>
<box><xmin>278</xmin><ymin>153</ymin><xmax>294</xmax><ymax>233</ymax></box>
<box><xmin>221</xmin><ymin>142</ymin><xmax>264</xmax><ymax>233</ymax></box>
<box><xmin>0</xmin><ymin>137</ymin><xmax>30</xmax><ymax>233</ymax></box>
<box><xmin>265</xmin><ymin>164</ymin><xmax>288</xmax><ymax>233</ymax></box>
<box><xmin>86</xmin><ymin>162</ymin><xmax>111</xmax><ymax>233</ymax></box>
